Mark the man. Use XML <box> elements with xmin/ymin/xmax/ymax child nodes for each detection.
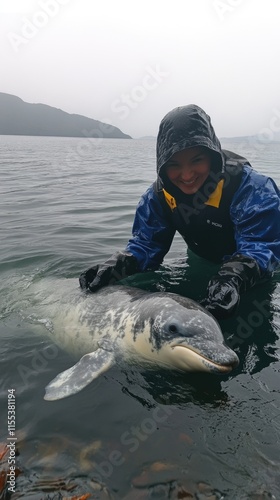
<box><xmin>79</xmin><ymin>105</ymin><xmax>280</xmax><ymax>319</ymax></box>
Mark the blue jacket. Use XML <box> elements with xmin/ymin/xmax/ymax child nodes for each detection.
<box><xmin>126</xmin><ymin>164</ymin><xmax>280</xmax><ymax>274</ymax></box>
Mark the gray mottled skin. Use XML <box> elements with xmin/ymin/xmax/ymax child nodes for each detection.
<box><xmin>26</xmin><ymin>279</ymin><xmax>239</xmax><ymax>400</ymax></box>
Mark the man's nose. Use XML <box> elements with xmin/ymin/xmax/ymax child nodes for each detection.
<box><xmin>180</xmin><ymin>165</ymin><xmax>193</xmax><ymax>180</ymax></box>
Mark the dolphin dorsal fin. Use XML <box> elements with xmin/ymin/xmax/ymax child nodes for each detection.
<box><xmin>44</xmin><ymin>349</ymin><xmax>114</xmax><ymax>400</ymax></box>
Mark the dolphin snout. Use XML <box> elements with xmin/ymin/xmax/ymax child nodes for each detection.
<box><xmin>209</xmin><ymin>343</ymin><xmax>239</xmax><ymax>372</ymax></box>
<box><xmin>208</xmin><ymin>350</ymin><xmax>239</xmax><ymax>373</ymax></box>
<box><xmin>172</xmin><ymin>343</ymin><xmax>239</xmax><ymax>373</ymax></box>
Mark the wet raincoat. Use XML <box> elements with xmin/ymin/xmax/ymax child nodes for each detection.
<box><xmin>126</xmin><ymin>105</ymin><xmax>280</xmax><ymax>275</ymax></box>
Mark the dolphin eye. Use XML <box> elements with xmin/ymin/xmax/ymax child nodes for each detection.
<box><xmin>169</xmin><ymin>324</ymin><xmax>178</xmax><ymax>334</ymax></box>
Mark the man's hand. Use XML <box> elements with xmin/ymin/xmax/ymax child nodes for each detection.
<box><xmin>79</xmin><ymin>251</ymin><xmax>139</xmax><ymax>292</ymax></box>
<box><xmin>200</xmin><ymin>276</ymin><xmax>240</xmax><ymax>319</ymax></box>
<box><xmin>201</xmin><ymin>254</ymin><xmax>261</xmax><ymax>320</ymax></box>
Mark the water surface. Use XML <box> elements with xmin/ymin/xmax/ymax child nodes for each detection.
<box><xmin>0</xmin><ymin>136</ymin><xmax>280</xmax><ymax>499</ymax></box>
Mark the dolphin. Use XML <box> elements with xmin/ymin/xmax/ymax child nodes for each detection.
<box><xmin>27</xmin><ymin>279</ymin><xmax>239</xmax><ymax>400</ymax></box>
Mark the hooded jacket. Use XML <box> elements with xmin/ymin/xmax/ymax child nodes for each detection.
<box><xmin>126</xmin><ymin>105</ymin><xmax>280</xmax><ymax>274</ymax></box>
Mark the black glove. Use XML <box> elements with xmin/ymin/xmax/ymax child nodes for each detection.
<box><xmin>201</xmin><ymin>254</ymin><xmax>261</xmax><ymax>320</ymax></box>
<box><xmin>79</xmin><ymin>251</ymin><xmax>139</xmax><ymax>292</ymax></box>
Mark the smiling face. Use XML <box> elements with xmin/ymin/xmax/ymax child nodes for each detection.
<box><xmin>164</xmin><ymin>146</ymin><xmax>211</xmax><ymax>194</ymax></box>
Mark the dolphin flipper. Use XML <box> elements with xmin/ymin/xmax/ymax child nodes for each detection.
<box><xmin>44</xmin><ymin>349</ymin><xmax>114</xmax><ymax>401</ymax></box>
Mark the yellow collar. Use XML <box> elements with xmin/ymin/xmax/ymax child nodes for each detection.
<box><xmin>162</xmin><ymin>179</ymin><xmax>224</xmax><ymax>210</ymax></box>
<box><xmin>204</xmin><ymin>179</ymin><xmax>224</xmax><ymax>208</ymax></box>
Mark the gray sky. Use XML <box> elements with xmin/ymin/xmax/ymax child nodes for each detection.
<box><xmin>1</xmin><ymin>0</ymin><xmax>280</xmax><ymax>138</ymax></box>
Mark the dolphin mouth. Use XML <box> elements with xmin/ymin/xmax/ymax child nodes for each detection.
<box><xmin>173</xmin><ymin>345</ymin><xmax>238</xmax><ymax>373</ymax></box>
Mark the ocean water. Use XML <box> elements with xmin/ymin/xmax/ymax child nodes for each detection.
<box><xmin>0</xmin><ymin>135</ymin><xmax>280</xmax><ymax>499</ymax></box>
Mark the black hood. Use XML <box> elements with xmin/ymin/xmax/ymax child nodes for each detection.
<box><xmin>156</xmin><ymin>105</ymin><xmax>224</xmax><ymax>197</ymax></box>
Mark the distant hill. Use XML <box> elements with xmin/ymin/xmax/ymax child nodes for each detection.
<box><xmin>137</xmin><ymin>135</ymin><xmax>156</xmax><ymax>140</ymax></box>
<box><xmin>0</xmin><ymin>93</ymin><xmax>131</xmax><ymax>139</ymax></box>
<box><xmin>220</xmin><ymin>134</ymin><xmax>280</xmax><ymax>143</ymax></box>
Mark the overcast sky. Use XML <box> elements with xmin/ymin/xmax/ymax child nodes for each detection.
<box><xmin>1</xmin><ymin>0</ymin><xmax>280</xmax><ymax>138</ymax></box>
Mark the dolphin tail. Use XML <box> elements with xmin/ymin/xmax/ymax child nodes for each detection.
<box><xmin>44</xmin><ymin>349</ymin><xmax>114</xmax><ymax>401</ymax></box>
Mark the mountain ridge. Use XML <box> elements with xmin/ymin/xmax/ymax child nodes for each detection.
<box><xmin>0</xmin><ymin>92</ymin><xmax>132</xmax><ymax>139</ymax></box>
